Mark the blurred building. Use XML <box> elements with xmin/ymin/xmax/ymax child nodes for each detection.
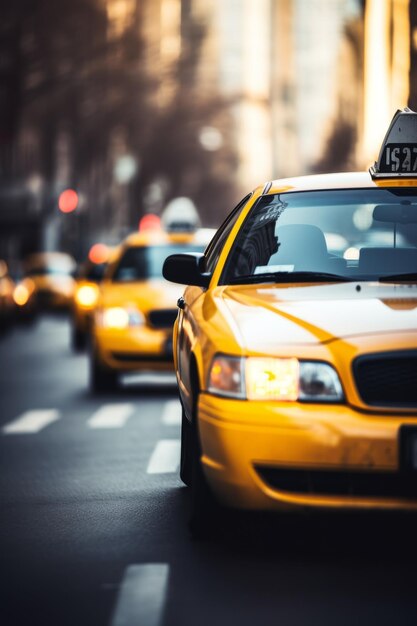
<box><xmin>1</xmin><ymin>0</ymin><xmax>416</xmax><ymax>265</ymax></box>
<box><xmin>182</xmin><ymin>0</ymin><xmax>364</xmax><ymax>186</ymax></box>
<box><xmin>362</xmin><ymin>0</ymin><xmax>410</xmax><ymax>166</ymax></box>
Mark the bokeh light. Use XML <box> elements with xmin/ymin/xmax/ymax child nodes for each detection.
<box><xmin>58</xmin><ymin>189</ymin><xmax>79</xmax><ymax>213</ymax></box>
<box><xmin>139</xmin><ymin>214</ymin><xmax>161</xmax><ymax>232</ymax></box>
<box><xmin>89</xmin><ymin>243</ymin><xmax>110</xmax><ymax>264</ymax></box>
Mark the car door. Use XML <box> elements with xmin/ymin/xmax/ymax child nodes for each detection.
<box><xmin>176</xmin><ymin>194</ymin><xmax>252</xmax><ymax>416</ymax></box>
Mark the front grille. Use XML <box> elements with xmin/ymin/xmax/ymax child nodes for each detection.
<box><xmin>353</xmin><ymin>351</ymin><xmax>417</xmax><ymax>408</ymax></box>
<box><xmin>35</xmin><ymin>290</ymin><xmax>54</xmax><ymax>307</ymax></box>
<box><xmin>111</xmin><ymin>352</ymin><xmax>172</xmax><ymax>363</ymax></box>
<box><xmin>148</xmin><ymin>309</ymin><xmax>177</xmax><ymax>329</ymax></box>
<box><xmin>255</xmin><ymin>466</ymin><xmax>417</xmax><ymax>500</ymax></box>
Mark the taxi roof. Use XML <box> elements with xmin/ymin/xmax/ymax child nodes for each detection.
<box><xmin>265</xmin><ymin>171</ymin><xmax>417</xmax><ymax>196</ymax></box>
<box><xmin>122</xmin><ymin>227</ymin><xmax>215</xmax><ymax>248</ymax></box>
<box><xmin>24</xmin><ymin>251</ymin><xmax>76</xmax><ymax>270</ymax></box>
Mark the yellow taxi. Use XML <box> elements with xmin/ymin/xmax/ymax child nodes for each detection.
<box><xmin>90</xmin><ymin>227</ymin><xmax>214</xmax><ymax>392</ymax></box>
<box><xmin>163</xmin><ymin>108</ymin><xmax>417</xmax><ymax>532</ymax></box>
<box><xmin>71</xmin><ymin>244</ymin><xmax>114</xmax><ymax>351</ymax></box>
<box><xmin>23</xmin><ymin>252</ymin><xmax>76</xmax><ymax>310</ymax></box>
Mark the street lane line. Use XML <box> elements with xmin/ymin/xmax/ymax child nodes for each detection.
<box><xmin>110</xmin><ymin>563</ymin><xmax>169</xmax><ymax>626</ymax></box>
<box><xmin>87</xmin><ymin>403</ymin><xmax>135</xmax><ymax>429</ymax></box>
<box><xmin>147</xmin><ymin>440</ymin><xmax>180</xmax><ymax>474</ymax></box>
<box><xmin>2</xmin><ymin>409</ymin><xmax>61</xmax><ymax>435</ymax></box>
<box><xmin>161</xmin><ymin>399</ymin><xmax>182</xmax><ymax>426</ymax></box>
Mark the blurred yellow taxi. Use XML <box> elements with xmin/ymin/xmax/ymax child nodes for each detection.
<box><xmin>71</xmin><ymin>244</ymin><xmax>114</xmax><ymax>350</ymax></box>
<box><xmin>90</xmin><ymin>227</ymin><xmax>214</xmax><ymax>392</ymax></box>
<box><xmin>24</xmin><ymin>252</ymin><xmax>76</xmax><ymax>310</ymax></box>
<box><xmin>163</xmin><ymin>108</ymin><xmax>417</xmax><ymax>533</ymax></box>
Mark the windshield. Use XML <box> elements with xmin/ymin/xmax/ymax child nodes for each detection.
<box><xmin>27</xmin><ymin>266</ymin><xmax>73</xmax><ymax>277</ymax></box>
<box><xmin>112</xmin><ymin>244</ymin><xmax>205</xmax><ymax>282</ymax></box>
<box><xmin>83</xmin><ymin>262</ymin><xmax>107</xmax><ymax>282</ymax></box>
<box><xmin>222</xmin><ymin>188</ymin><xmax>417</xmax><ymax>284</ymax></box>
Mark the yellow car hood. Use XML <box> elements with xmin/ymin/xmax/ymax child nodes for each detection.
<box><xmin>99</xmin><ymin>279</ymin><xmax>182</xmax><ymax>311</ymax></box>
<box><xmin>220</xmin><ymin>282</ymin><xmax>417</xmax><ymax>350</ymax></box>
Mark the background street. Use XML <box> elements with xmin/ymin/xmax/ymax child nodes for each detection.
<box><xmin>1</xmin><ymin>316</ymin><xmax>417</xmax><ymax>626</ymax></box>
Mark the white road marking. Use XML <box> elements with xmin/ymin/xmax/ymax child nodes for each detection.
<box><xmin>87</xmin><ymin>403</ymin><xmax>135</xmax><ymax>429</ymax></box>
<box><xmin>147</xmin><ymin>440</ymin><xmax>180</xmax><ymax>474</ymax></box>
<box><xmin>2</xmin><ymin>409</ymin><xmax>61</xmax><ymax>435</ymax></box>
<box><xmin>161</xmin><ymin>399</ymin><xmax>182</xmax><ymax>426</ymax></box>
<box><xmin>122</xmin><ymin>372</ymin><xmax>176</xmax><ymax>387</ymax></box>
<box><xmin>110</xmin><ymin>563</ymin><xmax>169</xmax><ymax>626</ymax></box>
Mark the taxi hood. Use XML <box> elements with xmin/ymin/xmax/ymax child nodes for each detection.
<box><xmin>220</xmin><ymin>282</ymin><xmax>417</xmax><ymax>350</ymax></box>
<box><xmin>100</xmin><ymin>278</ymin><xmax>182</xmax><ymax>310</ymax></box>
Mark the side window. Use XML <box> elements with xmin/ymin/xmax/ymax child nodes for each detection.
<box><xmin>204</xmin><ymin>194</ymin><xmax>252</xmax><ymax>274</ymax></box>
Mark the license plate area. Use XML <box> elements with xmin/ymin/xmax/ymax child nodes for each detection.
<box><xmin>164</xmin><ymin>337</ymin><xmax>173</xmax><ymax>358</ymax></box>
<box><xmin>399</xmin><ymin>425</ymin><xmax>417</xmax><ymax>473</ymax></box>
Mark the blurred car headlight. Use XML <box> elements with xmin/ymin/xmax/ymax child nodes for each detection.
<box><xmin>99</xmin><ymin>306</ymin><xmax>145</xmax><ymax>329</ymax></box>
<box><xmin>75</xmin><ymin>284</ymin><xmax>99</xmax><ymax>308</ymax></box>
<box><xmin>13</xmin><ymin>284</ymin><xmax>30</xmax><ymax>306</ymax></box>
<box><xmin>13</xmin><ymin>279</ymin><xmax>34</xmax><ymax>306</ymax></box>
<box><xmin>208</xmin><ymin>355</ymin><xmax>343</xmax><ymax>402</ymax></box>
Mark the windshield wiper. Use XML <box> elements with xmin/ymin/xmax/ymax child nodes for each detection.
<box><xmin>230</xmin><ymin>271</ymin><xmax>353</xmax><ymax>285</ymax></box>
<box><xmin>379</xmin><ymin>272</ymin><xmax>417</xmax><ymax>282</ymax></box>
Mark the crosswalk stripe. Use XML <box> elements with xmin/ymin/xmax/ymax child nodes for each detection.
<box><xmin>161</xmin><ymin>399</ymin><xmax>182</xmax><ymax>426</ymax></box>
<box><xmin>2</xmin><ymin>409</ymin><xmax>61</xmax><ymax>435</ymax></box>
<box><xmin>87</xmin><ymin>403</ymin><xmax>135</xmax><ymax>429</ymax></box>
<box><xmin>110</xmin><ymin>564</ymin><xmax>169</xmax><ymax>626</ymax></box>
<box><xmin>146</xmin><ymin>440</ymin><xmax>180</xmax><ymax>474</ymax></box>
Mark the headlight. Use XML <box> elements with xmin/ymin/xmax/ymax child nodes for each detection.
<box><xmin>208</xmin><ymin>355</ymin><xmax>343</xmax><ymax>402</ymax></box>
<box><xmin>100</xmin><ymin>306</ymin><xmax>144</xmax><ymax>329</ymax></box>
<box><xmin>246</xmin><ymin>357</ymin><xmax>299</xmax><ymax>400</ymax></box>
<box><xmin>13</xmin><ymin>284</ymin><xmax>30</xmax><ymax>306</ymax></box>
<box><xmin>208</xmin><ymin>355</ymin><xmax>244</xmax><ymax>398</ymax></box>
<box><xmin>75</xmin><ymin>285</ymin><xmax>99</xmax><ymax>308</ymax></box>
<box><xmin>298</xmin><ymin>362</ymin><xmax>343</xmax><ymax>401</ymax></box>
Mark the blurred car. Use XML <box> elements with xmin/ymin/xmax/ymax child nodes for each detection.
<box><xmin>24</xmin><ymin>252</ymin><xmax>76</xmax><ymax>310</ymax></box>
<box><xmin>0</xmin><ymin>260</ymin><xmax>16</xmax><ymax>332</ymax></box>
<box><xmin>90</xmin><ymin>228</ymin><xmax>215</xmax><ymax>392</ymax></box>
<box><xmin>163</xmin><ymin>108</ymin><xmax>417</xmax><ymax>534</ymax></box>
<box><xmin>71</xmin><ymin>244</ymin><xmax>114</xmax><ymax>351</ymax></box>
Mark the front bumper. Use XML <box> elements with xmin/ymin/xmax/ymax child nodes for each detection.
<box><xmin>198</xmin><ymin>392</ymin><xmax>417</xmax><ymax>511</ymax></box>
<box><xmin>95</xmin><ymin>325</ymin><xmax>174</xmax><ymax>371</ymax></box>
<box><xmin>36</xmin><ymin>290</ymin><xmax>72</xmax><ymax>309</ymax></box>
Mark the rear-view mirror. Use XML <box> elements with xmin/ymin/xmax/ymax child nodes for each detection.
<box><xmin>373</xmin><ymin>203</ymin><xmax>417</xmax><ymax>224</ymax></box>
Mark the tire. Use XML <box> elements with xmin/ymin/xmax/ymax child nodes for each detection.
<box><xmin>71</xmin><ymin>326</ymin><xmax>86</xmax><ymax>352</ymax></box>
<box><xmin>90</xmin><ymin>349</ymin><xmax>118</xmax><ymax>393</ymax></box>
<box><xmin>180</xmin><ymin>408</ymin><xmax>193</xmax><ymax>487</ymax></box>
<box><xmin>188</xmin><ymin>406</ymin><xmax>219</xmax><ymax>539</ymax></box>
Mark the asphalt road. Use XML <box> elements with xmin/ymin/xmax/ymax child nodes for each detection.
<box><xmin>1</xmin><ymin>316</ymin><xmax>417</xmax><ymax>626</ymax></box>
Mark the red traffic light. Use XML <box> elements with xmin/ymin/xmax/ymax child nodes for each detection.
<box><xmin>58</xmin><ymin>189</ymin><xmax>78</xmax><ymax>213</ymax></box>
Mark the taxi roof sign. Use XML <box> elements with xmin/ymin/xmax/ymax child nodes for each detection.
<box><xmin>370</xmin><ymin>108</ymin><xmax>417</xmax><ymax>178</ymax></box>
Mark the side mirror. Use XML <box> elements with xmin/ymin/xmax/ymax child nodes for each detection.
<box><xmin>163</xmin><ymin>253</ymin><xmax>210</xmax><ymax>287</ymax></box>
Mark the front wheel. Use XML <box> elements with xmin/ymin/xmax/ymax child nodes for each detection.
<box><xmin>180</xmin><ymin>408</ymin><xmax>193</xmax><ymax>486</ymax></box>
<box><xmin>89</xmin><ymin>349</ymin><xmax>118</xmax><ymax>393</ymax></box>
<box><xmin>188</xmin><ymin>414</ymin><xmax>219</xmax><ymax>539</ymax></box>
<box><xmin>71</xmin><ymin>326</ymin><xmax>86</xmax><ymax>351</ymax></box>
